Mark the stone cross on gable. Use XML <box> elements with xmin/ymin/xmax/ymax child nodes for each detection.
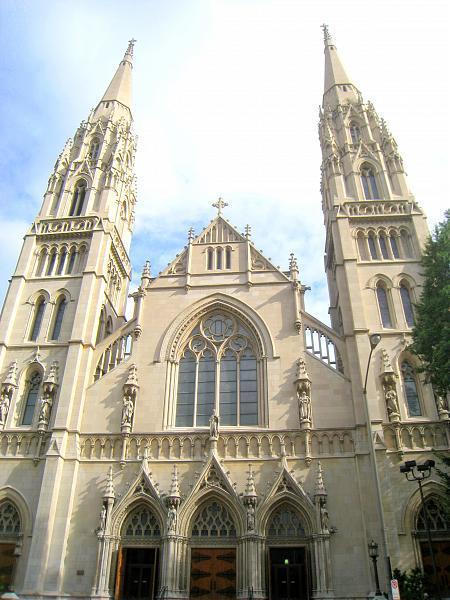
<box><xmin>321</xmin><ymin>24</ymin><xmax>331</xmax><ymax>43</ymax></box>
<box><xmin>212</xmin><ymin>197</ymin><xmax>228</xmax><ymax>216</ymax></box>
<box><xmin>127</xmin><ymin>39</ymin><xmax>137</xmax><ymax>54</ymax></box>
<box><xmin>245</xmin><ymin>224</ymin><xmax>252</xmax><ymax>238</ymax></box>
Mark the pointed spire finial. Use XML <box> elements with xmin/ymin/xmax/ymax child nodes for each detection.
<box><xmin>188</xmin><ymin>227</ymin><xmax>195</xmax><ymax>242</ymax></box>
<box><xmin>104</xmin><ymin>466</ymin><xmax>115</xmax><ymax>499</ymax></box>
<box><xmin>321</xmin><ymin>23</ymin><xmax>332</xmax><ymax>45</ymax></box>
<box><xmin>315</xmin><ymin>461</ymin><xmax>327</xmax><ymax>496</ymax></box>
<box><xmin>244</xmin><ymin>464</ymin><xmax>257</xmax><ymax>499</ymax></box>
<box><xmin>127</xmin><ymin>38</ymin><xmax>137</xmax><ymax>56</ymax></box>
<box><xmin>142</xmin><ymin>260</ymin><xmax>151</xmax><ymax>279</ymax></box>
<box><xmin>244</xmin><ymin>224</ymin><xmax>252</xmax><ymax>239</ymax></box>
<box><xmin>212</xmin><ymin>197</ymin><xmax>228</xmax><ymax>216</ymax></box>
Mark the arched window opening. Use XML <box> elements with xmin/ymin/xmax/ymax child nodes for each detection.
<box><xmin>29</xmin><ymin>297</ymin><xmax>46</xmax><ymax>341</ymax></box>
<box><xmin>400</xmin><ymin>284</ymin><xmax>414</xmax><ymax>327</ymax></box>
<box><xmin>51</xmin><ymin>297</ymin><xmax>67</xmax><ymax>340</ymax></box>
<box><xmin>357</xmin><ymin>232</ymin><xmax>369</xmax><ymax>261</ymax></box>
<box><xmin>66</xmin><ymin>248</ymin><xmax>77</xmax><ymax>274</ymax></box>
<box><xmin>46</xmin><ymin>249</ymin><xmax>57</xmax><ymax>276</ymax></box>
<box><xmin>175</xmin><ymin>313</ymin><xmax>259</xmax><ymax>427</ymax></box>
<box><xmin>89</xmin><ymin>138</ymin><xmax>100</xmax><ymax>160</ymax></box>
<box><xmin>376</xmin><ymin>284</ymin><xmax>393</xmax><ymax>328</ymax></box>
<box><xmin>56</xmin><ymin>248</ymin><xmax>67</xmax><ymax>275</ymax></box>
<box><xmin>216</xmin><ymin>247</ymin><xmax>223</xmax><ymax>270</ymax></box>
<box><xmin>105</xmin><ymin>317</ymin><xmax>113</xmax><ymax>337</ymax></box>
<box><xmin>35</xmin><ymin>249</ymin><xmax>47</xmax><ymax>276</ymax></box>
<box><xmin>401</xmin><ymin>361</ymin><xmax>422</xmax><ymax>416</ymax></box>
<box><xmin>417</xmin><ymin>498</ymin><xmax>450</xmax><ymax>533</ymax></box>
<box><xmin>379</xmin><ymin>233</ymin><xmax>389</xmax><ymax>259</ymax></box>
<box><xmin>390</xmin><ymin>233</ymin><xmax>400</xmax><ymax>259</ymax></box>
<box><xmin>77</xmin><ymin>246</ymin><xmax>87</xmax><ymax>273</ymax></box>
<box><xmin>68</xmin><ymin>180</ymin><xmax>87</xmax><ymax>217</ymax></box>
<box><xmin>268</xmin><ymin>505</ymin><xmax>305</xmax><ymax>538</ymax></box>
<box><xmin>368</xmin><ymin>233</ymin><xmax>378</xmax><ymax>259</ymax></box>
<box><xmin>207</xmin><ymin>248</ymin><xmax>214</xmax><ymax>271</ymax></box>
<box><xmin>122</xmin><ymin>505</ymin><xmax>161</xmax><ymax>539</ymax></box>
<box><xmin>349</xmin><ymin>122</ymin><xmax>361</xmax><ymax>144</ymax></box>
<box><xmin>22</xmin><ymin>371</ymin><xmax>42</xmax><ymax>425</ymax></box>
<box><xmin>225</xmin><ymin>247</ymin><xmax>232</xmax><ymax>269</ymax></box>
<box><xmin>191</xmin><ymin>501</ymin><xmax>236</xmax><ymax>538</ymax></box>
<box><xmin>0</xmin><ymin>501</ymin><xmax>21</xmax><ymax>536</ymax></box>
<box><xmin>360</xmin><ymin>164</ymin><xmax>380</xmax><ymax>200</ymax></box>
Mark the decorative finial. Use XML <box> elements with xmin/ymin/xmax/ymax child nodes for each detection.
<box><xmin>315</xmin><ymin>461</ymin><xmax>327</xmax><ymax>496</ymax></box>
<box><xmin>142</xmin><ymin>260</ymin><xmax>151</xmax><ymax>279</ymax></box>
<box><xmin>188</xmin><ymin>227</ymin><xmax>195</xmax><ymax>242</ymax></box>
<box><xmin>104</xmin><ymin>466</ymin><xmax>115</xmax><ymax>499</ymax></box>
<box><xmin>321</xmin><ymin>24</ymin><xmax>331</xmax><ymax>44</ymax></box>
<box><xmin>244</xmin><ymin>464</ymin><xmax>257</xmax><ymax>498</ymax></box>
<box><xmin>244</xmin><ymin>224</ymin><xmax>252</xmax><ymax>239</ymax></box>
<box><xmin>212</xmin><ymin>197</ymin><xmax>228</xmax><ymax>216</ymax></box>
<box><xmin>169</xmin><ymin>465</ymin><xmax>181</xmax><ymax>498</ymax></box>
<box><xmin>289</xmin><ymin>253</ymin><xmax>299</xmax><ymax>272</ymax></box>
<box><xmin>4</xmin><ymin>361</ymin><xmax>18</xmax><ymax>387</ymax></box>
<box><xmin>45</xmin><ymin>361</ymin><xmax>59</xmax><ymax>385</ymax></box>
<box><xmin>127</xmin><ymin>39</ymin><xmax>137</xmax><ymax>55</ymax></box>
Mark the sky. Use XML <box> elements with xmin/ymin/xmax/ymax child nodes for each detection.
<box><xmin>0</xmin><ymin>0</ymin><xmax>448</xmax><ymax>324</ymax></box>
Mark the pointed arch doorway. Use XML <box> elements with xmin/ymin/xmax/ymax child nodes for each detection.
<box><xmin>115</xmin><ymin>504</ymin><xmax>161</xmax><ymax>600</ymax></box>
<box><xmin>0</xmin><ymin>500</ymin><xmax>22</xmax><ymax>594</ymax></box>
<box><xmin>189</xmin><ymin>500</ymin><xmax>237</xmax><ymax>599</ymax></box>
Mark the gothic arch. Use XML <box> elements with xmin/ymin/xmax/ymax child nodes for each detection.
<box><xmin>158</xmin><ymin>293</ymin><xmax>277</xmax><ymax>363</ymax></box>
<box><xmin>366</xmin><ymin>273</ymin><xmax>393</xmax><ymax>291</ymax></box>
<box><xmin>0</xmin><ymin>486</ymin><xmax>32</xmax><ymax>538</ymax></box>
<box><xmin>259</xmin><ymin>494</ymin><xmax>315</xmax><ymax>538</ymax></box>
<box><xmin>110</xmin><ymin>494</ymin><xmax>166</xmax><ymax>539</ymax></box>
<box><xmin>178</xmin><ymin>487</ymin><xmax>245</xmax><ymax>539</ymax></box>
<box><xmin>401</xmin><ymin>480</ymin><xmax>447</xmax><ymax>535</ymax></box>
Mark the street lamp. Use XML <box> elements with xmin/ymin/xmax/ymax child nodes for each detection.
<box><xmin>363</xmin><ymin>333</ymin><xmax>382</xmax><ymax>394</ymax></box>
<box><xmin>400</xmin><ymin>459</ymin><xmax>441</xmax><ymax>599</ymax></box>
<box><xmin>368</xmin><ymin>540</ymin><xmax>382</xmax><ymax>596</ymax></box>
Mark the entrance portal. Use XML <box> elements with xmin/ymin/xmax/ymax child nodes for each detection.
<box><xmin>269</xmin><ymin>548</ymin><xmax>307</xmax><ymax>600</ymax></box>
<box><xmin>0</xmin><ymin>543</ymin><xmax>16</xmax><ymax>594</ymax></box>
<box><xmin>190</xmin><ymin>548</ymin><xmax>236</xmax><ymax>599</ymax></box>
<box><xmin>118</xmin><ymin>548</ymin><xmax>158</xmax><ymax>600</ymax></box>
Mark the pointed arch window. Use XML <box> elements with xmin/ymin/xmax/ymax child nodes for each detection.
<box><xmin>379</xmin><ymin>233</ymin><xmax>389</xmax><ymax>259</ymax></box>
<box><xmin>225</xmin><ymin>246</ymin><xmax>232</xmax><ymax>269</ymax></box>
<box><xmin>401</xmin><ymin>361</ymin><xmax>422</xmax><ymax>416</ymax></box>
<box><xmin>29</xmin><ymin>296</ymin><xmax>46</xmax><ymax>341</ymax></box>
<box><xmin>66</xmin><ymin>247</ymin><xmax>77</xmax><ymax>274</ymax></box>
<box><xmin>400</xmin><ymin>229</ymin><xmax>413</xmax><ymax>258</ymax></box>
<box><xmin>417</xmin><ymin>498</ymin><xmax>450</xmax><ymax>534</ymax></box>
<box><xmin>89</xmin><ymin>138</ymin><xmax>100</xmax><ymax>160</ymax></box>
<box><xmin>268</xmin><ymin>505</ymin><xmax>305</xmax><ymax>538</ymax></box>
<box><xmin>216</xmin><ymin>247</ymin><xmax>223</xmax><ymax>270</ymax></box>
<box><xmin>368</xmin><ymin>233</ymin><xmax>378</xmax><ymax>259</ymax></box>
<box><xmin>400</xmin><ymin>284</ymin><xmax>414</xmax><ymax>327</ymax></box>
<box><xmin>207</xmin><ymin>248</ymin><xmax>214</xmax><ymax>270</ymax></box>
<box><xmin>191</xmin><ymin>501</ymin><xmax>236</xmax><ymax>538</ymax></box>
<box><xmin>389</xmin><ymin>233</ymin><xmax>400</xmax><ymax>259</ymax></box>
<box><xmin>376</xmin><ymin>283</ymin><xmax>393</xmax><ymax>328</ymax></box>
<box><xmin>22</xmin><ymin>371</ymin><xmax>42</xmax><ymax>425</ymax></box>
<box><xmin>96</xmin><ymin>308</ymin><xmax>106</xmax><ymax>344</ymax></box>
<box><xmin>51</xmin><ymin>297</ymin><xmax>67</xmax><ymax>340</ymax></box>
<box><xmin>0</xmin><ymin>501</ymin><xmax>21</xmax><ymax>535</ymax></box>
<box><xmin>35</xmin><ymin>248</ymin><xmax>47</xmax><ymax>276</ymax></box>
<box><xmin>349</xmin><ymin>122</ymin><xmax>361</xmax><ymax>144</ymax></box>
<box><xmin>122</xmin><ymin>505</ymin><xmax>161</xmax><ymax>538</ymax></box>
<box><xmin>56</xmin><ymin>248</ymin><xmax>67</xmax><ymax>275</ymax></box>
<box><xmin>175</xmin><ymin>313</ymin><xmax>259</xmax><ymax>427</ymax></box>
<box><xmin>68</xmin><ymin>180</ymin><xmax>87</xmax><ymax>217</ymax></box>
<box><xmin>46</xmin><ymin>249</ymin><xmax>57</xmax><ymax>275</ymax></box>
<box><xmin>361</xmin><ymin>164</ymin><xmax>380</xmax><ymax>200</ymax></box>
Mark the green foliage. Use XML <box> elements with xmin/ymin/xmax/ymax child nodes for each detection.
<box><xmin>392</xmin><ymin>567</ymin><xmax>426</xmax><ymax>600</ymax></box>
<box><xmin>434</xmin><ymin>451</ymin><xmax>450</xmax><ymax>519</ymax></box>
<box><xmin>411</xmin><ymin>210</ymin><xmax>450</xmax><ymax>396</ymax></box>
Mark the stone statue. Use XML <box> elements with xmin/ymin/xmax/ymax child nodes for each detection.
<box><xmin>320</xmin><ymin>501</ymin><xmax>330</xmax><ymax>533</ymax></box>
<box><xmin>39</xmin><ymin>394</ymin><xmax>52</xmax><ymax>425</ymax></box>
<box><xmin>121</xmin><ymin>393</ymin><xmax>134</xmax><ymax>427</ymax></box>
<box><xmin>298</xmin><ymin>389</ymin><xmax>312</xmax><ymax>423</ymax></box>
<box><xmin>246</xmin><ymin>504</ymin><xmax>255</xmax><ymax>532</ymax></box>
<box><xmin>0</xmin><ymin>395</ymin><xmax>10</xmax><ymax>426</ymax></box>
<box><xmin>99</xmin><ymin>504</ymin><xmax>107</xmax><ymax>533</ymax></box>
<box><xmin>385</xmin><ymin>389</ymin><xmax>399</xmax><ymax>418</ymax></box>
<box><xmin>209</xmin><ymin>409</ymin><xmax>219</xmax><ymax>440</ymax></box>
<box><xmin>167</xmin><ymin>505</ymin><xmax>177</xmax><ymax>533</ymax></box>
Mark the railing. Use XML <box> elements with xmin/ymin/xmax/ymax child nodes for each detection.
<box><xmin>79</xmin><ymin>429</ymin><xmax>355</xmax><ymax>461</ymax></box>
<box><xmin>303</xmin><ymin>321</ymin><xmax>344</xmax><ymax>374</ymax></box>
<box><xmin>382</xmin><ymin>421</ymin><xmax>450</xmax><ymax>453</ymax></box>
<box><xmin>345</xmin><ymin>201</ymin><xmax>409</xmax><ymax>217</ymax></box>
<box><xmin>94</xmin><ymin>330</ymin><xmax>133</xmax><ymax>381</ymax></box>
<box><xmin>37</xmin><ymin>216</ymin><xmax>100</xmax><ymax>235</ymax></box>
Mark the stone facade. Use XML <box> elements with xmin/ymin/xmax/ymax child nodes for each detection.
<box><xmin>0</xmin><ymin>30</ymin><xmax>448</xmax><ymax>600</ymax></box>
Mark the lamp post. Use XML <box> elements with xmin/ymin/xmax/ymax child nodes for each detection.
<box><xmin>400</xmin><ymin>459</ymin><xmax>441</xmax><ymax>599</ymax></box>
<box><xmin>361</xmin><ymin>333</ymin><xmax>392</xmax><ymax>595</ymax></box>
<box><xmin>368</xmin><ymin>540</ymin><xmax>382</xmax><ymax>596</ymax></box>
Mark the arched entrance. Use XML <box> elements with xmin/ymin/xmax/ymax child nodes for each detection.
<box><xmin>266</xmin><ymin>504</ymin><xmax>310</xmax><ymax>600</ymax></box>
<box><xmin>189</xmin><ymin>499</ymin><xmax>237</xmax><ymax>599</ymax></box>
<box><xmin>0</xmin><ymin>500</ymin><xmax>21</xmax><ymax>593</ymax></box>
<box><xmin>115</xmin><ymin>504</ymin><xmax>161</xmax><ymax>600</ymax></box>
<box><xmin>415</xmin><ymin>496</ymin><xmax>450</xmax><ymax>596</ymax></box>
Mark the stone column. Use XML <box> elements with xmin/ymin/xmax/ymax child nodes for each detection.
<box><xmin>312</xmin><ymin>462</ymin><xmax>334</xmax><ymax>599</ymax></box>
<box><xmin>92</xmin><ymin>467</ymin><xmax>116</xmax><ymax>599</ymax></box>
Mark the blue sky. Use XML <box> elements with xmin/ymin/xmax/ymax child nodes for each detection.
<box><xmin>0</xmin><ymin>0</ymin><xmax>448</xmax><ymax>324</ymax></box>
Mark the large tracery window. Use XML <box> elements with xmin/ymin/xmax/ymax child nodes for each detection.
<box><xmin>0</xmin><ymin>501</ymin><xmax>21</xmax><ymax>536</ymax></box>
<box><xmin>417</xmin><ymin>498</ymin><xmax>450</xmax><ymax>534</ymax></box>
<box><xmin>360</xmin><ymin>164</ymin><xmax>380</xmax><ymax>200</ymax></box>
<box><xmin>191</xmin><ymin>501</ymin><xmax>236</xmax><ymax>538</ymax></box>
<box><xmin>175</xmin><ymin>313</ymin><xmax>259</xmax><ymax>427</ymax></box>
<box><xmin>268</xmin><ymin>505</ymin><xmax>305</xmax><ymax>538</ymax></box>
<box><xmin>401</xmin><ymin>361</ymin><xmax>422</xmax><ymax>417</ymax></box>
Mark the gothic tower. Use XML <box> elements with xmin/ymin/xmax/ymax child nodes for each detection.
<box><xmin>0</xmin><ymin>41</ymin><xmax>136</xmax><ymax>592</ymax></box>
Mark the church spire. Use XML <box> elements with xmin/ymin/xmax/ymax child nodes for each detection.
<box><xmin>322</xmin><ymin>25</ymin><xmax>360</xmax><ymax>108</ymax></box>
<box><xmin>96</xmin><ymin>39</ymin><xmax>135</xmax><ymax>115</ymax></box>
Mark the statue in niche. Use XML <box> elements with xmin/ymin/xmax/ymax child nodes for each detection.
<box><xmin>297</xmin><ymin>389</ymin><xmax>312</xmax><ymax>423</ymax></box>
<box><xmin>99</xmin><ymin>504</ymin><xmax>107</xmax><ymax>533</ymax></box>
<box><xmin>320</xmin><ymin>499</ymin><xmax>330</xmax><ymax>533</ymax></box>
<box><xmin>209</xmin><ymin>409</ymin><xmax>219</xmax><ymax>440</ymax></box>
<box><xmin>121</xmin><ymin>393</ymin><xmax>134</xmax><ymax>428</ymax></box>
<box><xmin>385</xmin><ymin>389</ymin><xmax>400</xmax><ymax>419</ymax></box>
<box><xmin>39</xmin><ymin>393</ymin><xmax>53</xmax><ymax>425</ymax></box>
<box><xmin>167</xmin><ymin>505</ymin><xmax>177</xmax><ymax>533</ymax></box>
<box><xmin>246</xmin><ymin>504</ymin><xmax>255</xmax><ymax>532</ymax></box>
<box><xmin>0</xmin><ymin>395</ymin><xmax>10</xmax><ymax>426</ymax></box>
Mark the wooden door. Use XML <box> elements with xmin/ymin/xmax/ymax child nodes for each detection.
<box><xmin>420</xmin><ymin>540</ymin><xmax>450</xmax><ymax>596</ymax></box>
<box><xmin>0</xmin><ymin>543</ymin><xmax>16</xmax><ymax>594</ymax></box>
<box><xmin>269</xmin><ymin>548</ymin><xmax>308</xmax><ymax>600</ymax></box>
<box><xmin>190</xmin><ymin>548</ymin><xmax>236</xmax><ymax>599</ymax></box>
<box><xmin>117</xmin><ymin>547</ymin><xmax>157</xmax><ymax>600</ymax></box>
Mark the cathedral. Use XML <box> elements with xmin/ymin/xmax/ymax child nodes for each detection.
<box><xmin>0</xmin><ymin>26</ymin><xmax>449</xmax><ymax>600</ymax></box>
